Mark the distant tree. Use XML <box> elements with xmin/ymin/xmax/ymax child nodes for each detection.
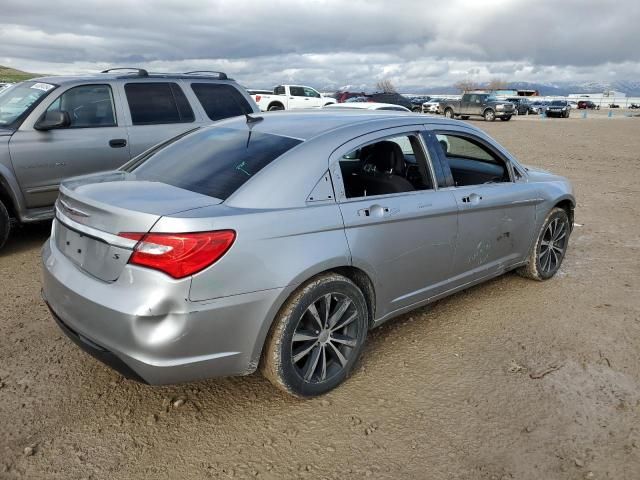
<box><xmin>454</xmin><ymin>79</ymin><xmax>480</xmax><ymax>93</ymax></box>
<box><xmin>375</xmin><ymin>79</ymin><xmax>397</xmax><ymax>93</ymax></box>
<box><xmin>487</xmin><ymin>78</ymin><xmax>509</xmax><ymax>91</ymax></box>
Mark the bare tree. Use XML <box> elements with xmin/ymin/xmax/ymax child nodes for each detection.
<box><xmin>487</xmin><ymin>78</ymin><xmax>509</xmax><ymax>91</ymax></box>
<box><xmin>375</xmin><ymin>79</ymin><xmax>397</xmax><ymax>93</ymax></box>
<box><xmin>454</xmin><ymin>79</ymin><xmax>480</xmax><ymax>93</ymax></box>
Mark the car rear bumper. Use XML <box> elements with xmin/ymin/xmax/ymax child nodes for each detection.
<box><xmin>41</xmin><ymin>239</ymin><xmax>286</xmax><ymax>385</ymax></box>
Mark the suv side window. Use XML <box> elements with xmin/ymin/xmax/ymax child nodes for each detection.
<box><xmin>124</xmin><ymin>82</ymin><xmax>194</xmax><ymax>125</ymax></box>
<box><xmin>45</xmin><ymin>84</ymin><xmax>116</xmax><ymax>128</ymax></box>
<box><xmin>191</xmin><ymin>83</ymin><xmax>252</xmax><ymax>121</ymax></box>
<box><xmin>289</xmin><ymin>86</ymin><xmax>305</xmax><ymax>97</ymax></box>
<box><xmin>435</xmin><ymin>133</ymin><xmax>511</xmax><ymax>186</ymax></box>
<box><xmin>339</xmin><ymin>134</ymin><xmax>433</xmax><ymax>199</ymax></box>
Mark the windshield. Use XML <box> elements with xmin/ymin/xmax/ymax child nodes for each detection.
<box><xmin>0</xmin><ymin>81</ymin><xmax>57</xmax><ymax>127</ymax></box>
<box><xmin>551</xmin><ymin>100</ymin><xmax>566</xmax><ymax>106</ymax></box>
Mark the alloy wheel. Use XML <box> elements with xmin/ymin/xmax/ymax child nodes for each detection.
<box><xmin>538</xmin><ymin>217</ymin><xmax>568</xmax><ymax>274</ymax></box>
<box><xmin>291</xmin><ymin>293</ymin><xmax>361</xmax><ymax>383</ymax></box>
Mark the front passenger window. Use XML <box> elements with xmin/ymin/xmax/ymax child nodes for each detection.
<box><xmin>339</xmin><ymin>134</ymin><xmax>433</xmax><ymax>199</ymax></box>
<box><xmin>45</xmin><ymin>85</ymin><xmax>116</xmax><ymax>128</ymax></box>
<box><xmin>436</xmin><ymin>134</ymin><xmax>510</xmax><ymax>186</ymax></box>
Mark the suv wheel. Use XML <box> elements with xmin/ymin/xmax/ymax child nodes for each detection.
<box><xmin>0</xmin><ymin>200</ymin><xmax>11</xmax><ymax>251</ymax></box>
<box><xmin>261</xmin><ymin>273</ymin><xmax>368</xmax><ymax>397</ymax></box>
<box><xmin>484</xmin><ymin>109</ymin><xmax>496</xmax><ymax>121</ymax></box>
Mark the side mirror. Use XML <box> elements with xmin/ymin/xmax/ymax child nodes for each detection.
<box><xmin>35</xmin><ymin>110</ymin><xmax>71</xmax><ymax>131</ymax></box>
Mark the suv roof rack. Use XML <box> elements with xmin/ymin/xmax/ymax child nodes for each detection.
<box><xmin>184</xmin><ymin>71</ymin><xmax>228</xmax><ymax>80</ymax></box>
<box><xmin>101</xmin><ymin>68</ymin><xmax>149</xmax><ymax>77</ymax></box>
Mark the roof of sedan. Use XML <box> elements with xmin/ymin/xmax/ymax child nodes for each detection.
<box><xmin>215</xmin><ymin>110</ymin><xmax>465</xmax><ymax>141</ymax></box>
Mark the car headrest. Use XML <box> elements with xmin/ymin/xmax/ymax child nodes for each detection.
<box><xmin>362</xmin><ymin>141</ymin><xmax>405</xmax><ymax>175</ymax></box>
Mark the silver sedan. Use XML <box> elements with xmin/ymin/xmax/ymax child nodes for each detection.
<box><xmin>42</xmin><ymin>110</ymin><xmax>575</xmax><ymax>397</ymax></box>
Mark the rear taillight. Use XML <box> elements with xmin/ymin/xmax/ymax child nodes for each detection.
<box><xmin>255</xmin><ymin>95</ymin><xmax>261</xmax><ymax>102</ymax></box>
<box><xmin>118</xmin><ymin>231</ymin><xmax>236</xmax><ymax>279</ymax></box>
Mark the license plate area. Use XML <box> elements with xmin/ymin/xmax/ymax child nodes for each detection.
<box><xmin>54</xmin><ymin>220</ymin><xmax>131</xmax><ymax>282</ymax></box>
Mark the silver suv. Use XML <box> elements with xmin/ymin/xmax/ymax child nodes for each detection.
<box><xmin>0</xmin><ymin>68</ymin><xmax>258</xmax><ymax>249</ymax></box>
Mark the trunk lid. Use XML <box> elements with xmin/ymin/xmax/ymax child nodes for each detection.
<box><xmin>55</xmin><ymin>172</ymin><xmax>221</xmax><ymax>282</ymax></box>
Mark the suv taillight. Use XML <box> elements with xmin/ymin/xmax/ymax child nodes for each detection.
<box><xmin>255</xmin><ymin>95</ymin><xmax>261</xmax><ymax>102</ymax></box>
<box><xmin>118</xmin><ymin>231</ymin><xmax>236</xmax><ymax>279</ymax></box>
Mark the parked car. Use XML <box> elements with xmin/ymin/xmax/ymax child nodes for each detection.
<box><xmin>441</xmin><ymin>92</ymin><xmax>515</xmax><ymax>121</ymax></box>
<box><xmin>629</xmin><ymin>103</ymin><xmax>640</xmax><ymax>109</ymax></box>
<box><xmin>422</xmin><ymin>98</ymin><xmax>445</xmax><ymax>113</ymax></box>
<box><xmin>567</xmin><ymin>101</ymin><xmax>579</xmax><ymax>110</ymax></box>
<box><xmin>334</xmin><ymin>91</ymin><xmax>368</xmax><ymax>103</ymax></box>
<box><xmin>609</xmin><ymin>103</ymin><xmax>620</xmax><ymax>109</ymax></box>
<box><xmin>409</xmin><ymin>96</ymin><xmax>430</xmax><ymax>112</ymax></box>
<box><xmin>42</xmin><ymin>111</ymin><xmax>574</xmax><ymax>397</ymax></box>
<box><xmin>323</xmin><ymin>102</ymin><xmax>411</xmax><ymax>112</ymax></box>
<box><xmin>529</xmin><ymin>101</ymin><xmax>549</xmax><ymax>114</ymax></box>
<box><xmin>545</xmin><ymin>100</ymin><xmax>571</xmax><ymax>118</ymax></box>
<box><xmin>0</xmin><ymin>68</ymin><xmax>258</xmax><ymax>249</ymax></box>
<box><xmin>577</xmin><ymin>100</ymin><xmax>598</xmax><ymax>110</ymax></box>
<box><xmin>252</xmin><ymin>85</ymin><xmax>336</xmax><ymax>111</ymax></box>
<box><xmin>367</xmin><ymin>92</ymin><xmax>414</xmax><ymax>111</ymax></box>
<box><xmin>507</xmin><ymin>97</ymin><xmax>532</xmax><ymax>115</ymax></box>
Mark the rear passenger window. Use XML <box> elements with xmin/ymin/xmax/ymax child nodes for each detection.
<box><xmin>125</xmin><ymin>82</ymin><xmax>194</xmax><ymax>125</ymax></box>
<box><xmin>133</xmin><ymin>127</ymin><xmax>302</xmax><ymax>200</ymax></box>
<box><xmin>46</xmin><ymin>84</ymin><xmax>116</xmax><ymax>128</ymax></box>
<box><xmin>191</xmin><ymin>83</ymin><xmax>252</xmax><ymax>121</ymax></box>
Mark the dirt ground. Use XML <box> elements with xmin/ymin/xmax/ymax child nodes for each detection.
<box><xmin>1</xmin><ymin>112</ymin><xmax>639</xmax><ymax>480</ymax></box>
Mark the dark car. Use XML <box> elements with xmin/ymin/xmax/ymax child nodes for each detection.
<box><xmin>545</xmin><ymin>100</ymin><xmax>570</xmax><ymax>118</ymax></box>
<box><xmin>507</xmin><ymin>97</ymin><xmax>533</xmax><ymax>115</ymax></box>
<box><xmin>577</xmin><ymin>100</ymin><xmax>598</xmax><ymax>110</ymax></box>
<box><xmin>409</xmin><ymin>96</ymin><xmax>431</xmax><ymax>112</ymax></box>
<box><xmin>368</xmin><ymin>92</ymin><xmax>414</xmax><ymax>111</ymax></box>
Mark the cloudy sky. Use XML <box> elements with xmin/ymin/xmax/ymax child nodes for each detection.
<box><xmin>1</xmin><ymin>0</ymin><xmax>639</xmax><ymax>91</ymax></box>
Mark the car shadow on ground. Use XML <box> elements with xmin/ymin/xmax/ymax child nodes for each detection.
<box><xmin>0</xmin><ymin>221</ymin><xmax>51</xmax><ymax>258</ymax></box>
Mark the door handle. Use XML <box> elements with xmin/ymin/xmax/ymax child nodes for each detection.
<box><xmin>358</xmin><ymin>204</ymin><xmax>392</xmax><ymax>218</ymax></box>
<box><xmin>461</xmin><ymin>193</ymin><xmax>482</xmax><ymax>204</ymax></box>
<box><xmin>109</xmin><ymin>139</ymin><xmax>127</xmax><ymax>148</ymax></box>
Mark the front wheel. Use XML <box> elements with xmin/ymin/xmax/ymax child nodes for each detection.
<box><xmin>518</xmin><ymin>207</ymin><xmax>570</xmax><ymax>281</ymax></box>
<box><xmin>484</xmin><ymin>109</ymin><xmax>496</xmax><ymax>121</ymax></box>
<box><xmin>0</xmin><ymin>200</ymin><xmax>10</xmax><ymax>251</ymax></box>
<box><xmin>261</xmin><ymin>273</ymin><xmax>368</xmax><ymax>397</ymax></box>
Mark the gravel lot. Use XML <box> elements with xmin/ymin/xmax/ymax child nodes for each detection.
<box><xmin>1</xmin><ymin>112</ymin><xmax>639</xmax><ymax>479</ymax></box>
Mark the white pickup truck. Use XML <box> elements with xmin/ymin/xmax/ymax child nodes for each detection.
<box><xmin>251</xmin><ymin>85</ymin><xmax>336</xmax><ymax>111</ymax></box>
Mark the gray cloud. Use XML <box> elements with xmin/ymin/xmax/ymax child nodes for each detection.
<box><xmin>1</xmin><ymin>0</ymin><xmax>639</xmax><ymax>90</ymax></box>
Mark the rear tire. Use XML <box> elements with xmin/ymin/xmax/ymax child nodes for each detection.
<box><xmin>268</xmin><ymin>104</ymin><xmax>284</xmax><ymax>111</ymax></box>
<box><xmin>484</xmin><ymin>109</ymin><xmax>496</xmax><ymax>121</ymax></box>
<box><xmin>517</xmin><ymin>207</ymin><xmax>570</xmax><ymax>281</ymax></box>
<box><xmin>0</xmin><ymin>200</ymin><xmax>10</xmax><ymax>251</ymax></box>
<box><xmin>261</xmin><ymin>273</ymin><xmax>368</xmax><ymax>397</ymax></box>
<box><xmin>444</xmin><ymin>108</ymin><xmax>454</xmax><ymax>119</ymax></box>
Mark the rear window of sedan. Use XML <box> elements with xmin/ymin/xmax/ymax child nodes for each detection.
<box><xmin>132</xmin><ymin>127</ymin><xmax>302</xmax><ymax>200</ymax></box>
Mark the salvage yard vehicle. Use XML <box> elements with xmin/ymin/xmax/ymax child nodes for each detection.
<box><xmin>545</xmin><ymin>100</ymin><xmax>571</xmax><ymax>118</ymax></box>
<box><xmin>42</xmin><ymin>110</ymin><xmax>575</xmax><ymax>397</ymax></box>
<box><xmin>441</xmin><ymin>92</ymin><xmax>515</xmax><ymax>121</ymax></box>
<box><xmin>251</xmin><ymin>85</ymin><xmax>336</xmax><ymax>111</ymax></box>
<box><xmin>323</xmin><ymin>102</ymin><xmax>411</xmax><ymax>111</ymax></box>
<box><xmin>0</xmin><ymin>68</ymin><xmax>257</xmax><ymax>249</ymax></box>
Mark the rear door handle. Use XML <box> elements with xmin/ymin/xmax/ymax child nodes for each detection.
<box><xmin>109</xmin><ymin>139</ymin><xmax>127</xmax><ymax>148</ymax></box>
<box><xmin>358</xmin><ymin>204</ymin><xmax>394</xmax><ymax>218</ymax></box>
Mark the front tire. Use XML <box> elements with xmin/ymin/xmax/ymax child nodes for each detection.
<box><xmin>517</xmin><ymin>207</ymin><xmax>570</xmax><ymax>281</ymax></box>
<box><xmin>261</xmin><ymin>273</ymin><xmax>368</xmax><ymax>397</ymax></box>
<box><xmin>484</xmin><ymin>109</ymin><xmax>496</xmax><ymax>121</ymax></box>
<box><xmin>0</xmin><ymin>200</ymin><xmax>10</xmax><ymax>251</ymax></box>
